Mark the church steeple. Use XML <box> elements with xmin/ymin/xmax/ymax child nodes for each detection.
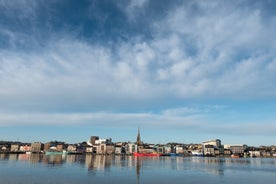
<box><xmin>136</xmin><ymin>126</ymin><xmax>142</xmax><ymax>146</ymax></box>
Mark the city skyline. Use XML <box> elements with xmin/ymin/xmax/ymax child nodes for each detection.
<box><xmin>0</xmin><ymin>0</ymin><xmax>276</xmax><ymax>146</ymax></box>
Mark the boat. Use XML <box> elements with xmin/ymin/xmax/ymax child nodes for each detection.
<box><xmin>133</xmin><ymin>152</ymin><xmax>162</xmax><ymax>156</ymax></box>
<box><xmin>191</xmin><ymin>151</ymin><xmax>203</xmax><ymax>157</ymax></box>
<box><xmin>231</xmin><ymin>154</ymin><xmax>240</xmax><ymax>158</ymax></box>
<box><xmin>169</xmin><ymin>153</ymin><xmax>182</xmax><ymax>156</ymax></box>
<box><xmin>45</xmin><ymin>150</ymin><xmax>66</xmax><ymax>155</ymax></box>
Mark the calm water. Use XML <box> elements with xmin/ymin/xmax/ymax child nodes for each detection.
<box><xmin>0</xmin><ymin>154</ymin><xmax>276</xmax><ymax>184</ymax></box>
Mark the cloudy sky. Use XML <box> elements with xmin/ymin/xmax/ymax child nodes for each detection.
<box><xmin>0</xmin><ymin>0</ymin><xmax>275</xmax><ymax>146</ymax></box>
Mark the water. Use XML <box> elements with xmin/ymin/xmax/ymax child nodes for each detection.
<box><xmin>0</xmin><ymin>154</ymin><xmax>276</xmax><ymax>184</ymax></box>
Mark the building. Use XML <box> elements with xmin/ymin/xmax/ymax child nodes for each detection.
<box><xmin>175</xmin><ymin>145</ymin><xmax>185</xmax><ymax>154</ymax></box>
<box><xmin>90</xmin><ymin>136</ymin><xmax>99</xmax><ymax>145</ymax></box>
<box><xmin>106</xmin><ymin>145</ymin><xmax>115</xmax><ymax>154</ymax></box>
<box><xmin>95</xmin><ymin>138</ymin><xmax>112</xmax><ymax>145</ymax></box>
<box><xmin>67</xmin><ymin>145</ymin><xmax>77</xmax><ymax>152</ymax></box>
<box><xmin>203</xmin><ymin>145</ymin><xmax>215</xmax><ymax>156</ymax></box>
<box><xmin>31</xmin><ymin>142</ymin><xmax>43</xmax><ymax>153</ymax></box>
<box><xmin>56</xmin><ymin>144</ymin><xmax>64</xmax><ymax>152</ymax></box>
<box><xmin>260</xmin><ymin>150</ymin><xmax>272</xmax><ymax>157</ymax></box>
<box><xmin>96</xmin><ymin>144</ymin><xmax>106</xmax><ymax>154</ymax></box>
<box><xmin>163</xmin><ymin>145</ymin><xmax>172</xmax><ymax>154</ymax></box>
<box><xmin>0</xmin><ymin>145</ymin><xmax>8</xmax><ymax>152</ymax></box>
<box><xmin>249</xmin><ymin>151</ymin><xmax>261</xmax><ymax>157</ymax></box>
<box><xmin>115</xmin><ymin>146</ymin><xmax>122</xmax><ymax>154</ymax></box>
<box><xmin>224</xmin><ymin>144</ymin><xmax>247</xmax><ymax>155</ymax></box>
<box><xmin>153</xmin><ymin>145</ymin><xmax>165</xmax><ymax>154</ymax></box>
<box><xmin>86</xmin><ymin>146</ymin><xmax>93</xmax><ymax>153</ymax></box>
<box><xmin>127</xmin><ymin>143</ymin><xmax>137</xmax><ymax>154</ymax></box>
<box><xmin>203</xmin><ymin>139</ymin><xmax>222</xmax><ymax>147</ymax></box>
<box><xmin>19</xmin><ymin>145</ymin><xmax>31</xmax><ymax>152</ymax></box>
<box><xmin>43</xmin><ymin>142</ymin><xmax>51</xmax><ymax>151</ymax></box>
<box><xmin>202</xmin><ymin>139</ymin><xmax>224</xmax><ymax>156</ymax></box>
<box><xmin>224</xmin><ymin>149</ymin><xmax>231</xmax><ymax>156</ymax></box>
<box><xmin>10</xmin><ymin>144</ymin><xmax>19</xmax><ymax>152</ymax></box>
<box><xmin>89</xmin><ymin>135</ymin><xmax>114</xmax><ymax>154</ymax></box>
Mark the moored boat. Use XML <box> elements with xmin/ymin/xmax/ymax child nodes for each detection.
<box><xmin>162</xmin><ymin>153</ymin><xmax>182</xmax><ymax>156</ymax></box>
<box><xmin>169</xmin><ymin>153</ymin><xmax>182</xmax><ymax>156</ymax></box>
<box><xmin>45</xmin><ymin>150</ymin><xmax>66</xmax><ymax>155</ymax></box>
<box><xmin>231</xmin><ymin>154</ymin><xmax>240</xmax><ymax>158</ymax></box>
<box><xmin>191</xmin><ymin>151</ymin><xmax>204</xmax><ymax>157</ymax></box>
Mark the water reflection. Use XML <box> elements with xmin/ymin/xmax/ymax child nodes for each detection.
<box><xmin>85</xmin><ymin>155</ymin><xmax>112</xmax><ymax>175</ymax></box>
<box><xmin>1</xmin><ymin>154</ymin><xmax>276</xmax><ymax>167</ymax></box>
<box><xmin>136</xmin><ymin>157</ymin><xmax>141</xmax><ymax>184</ymax></box>
<box><xmin>1</xmin><ymin>153</ymin><xmax>276</xmax><ymax>184</ymax></box>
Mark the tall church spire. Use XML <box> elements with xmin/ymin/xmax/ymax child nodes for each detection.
<box><xmin>136</xmin><ymin>126</ymin><xmax>142</xmax><ymax>145</ymax></box>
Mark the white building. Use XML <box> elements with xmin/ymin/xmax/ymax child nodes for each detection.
<box><xmin>249</xmin><ymin>151</ymin><xmax>261</xmax><ymax>157</ymax></box>
<box><xmin>126</xmin><ymin>143</ymin><xmax>137</xmax><ymax>154</ymax></box>
<box><xmin>95</xmin><ymin>138</ymin><xmax>112</xmax><ymax>145</ymax></box>
<box><xmin>175</xmin><ymin>145</ymin><xmax>184</xmax><ymax>154</ymax></box>
<box><xmin>202</xmin><ymin>139</ymin><xmax>224</xmax><ymax>156</ymax></box>
<box><xmin>115</xmin><ymin>147</ymin><xmax>122</xmax><ymax>154</ymax></box>
<box><xmin>224</xmin><ymin>144</ymin><xmax>247</xmax><ymax>155</ymax></box>
<box><xmin>10</xmin><ymin>145</ymin><xmax>19</xmax><ymax>152</ymax></box>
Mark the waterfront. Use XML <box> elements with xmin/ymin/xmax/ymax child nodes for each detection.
<box><xmin>0</xmin><ymin>154</ymin><xmax>276</xmax><ymax>184</ymax></box>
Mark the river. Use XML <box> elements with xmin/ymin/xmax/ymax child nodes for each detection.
<box><xmin>0</xmin><ymin>154</ymin><xmax>276</xmax><ymax>184</ymax></box>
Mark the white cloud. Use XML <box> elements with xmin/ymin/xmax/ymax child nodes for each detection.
<box><xmin>0</xmin><ymin>107</ymin><xmax>275</xmax><ymax>137</ymax></box>
<box><xmin>1</xmin><ymin>36</ymin><xmax>276</xmax><ymax>112</ymax></box>
<box><xmin>1</xmin><ymin>1</ymin><xmax>276</xmax><ymax>145</ymax></box>
<box><xmin>150</xmin><ymin>1</ymin><xmax>276</xmax><ymax>98</ymax></box>
<box><xmin>0</xmin><ymin>110</ymin><xmax>199</xmax><ymax>127</ymax></box>
<box><xmin>0</xmin><ymin>0</ymin><xmax>276</xmax><ymax>112</ymax></box>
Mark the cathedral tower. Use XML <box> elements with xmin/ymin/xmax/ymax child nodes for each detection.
<box><xmin>136</xmin><ymin>127</ymin><xmax>142</xmax><ymax>146</ymax></box>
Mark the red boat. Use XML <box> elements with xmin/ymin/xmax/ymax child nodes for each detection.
<box><xmin>133</xmin><ymin>152</ymin><xmax>162</xmax><ymax>156</ymax></box>
<box><xmin>231</xmin><ymin>154</ymin><xmax>240</xmax><ymax>158</ymax></box>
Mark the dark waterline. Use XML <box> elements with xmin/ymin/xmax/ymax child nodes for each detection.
<box><xmin>0</xmin><ymin>154</ymin><xmax>276</xmax><ymax>184</ymax></box>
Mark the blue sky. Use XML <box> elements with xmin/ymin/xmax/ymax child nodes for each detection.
<box><xmin>0</xmin><ymin>0</ymin><xmax>276</xmax><ymax>146</ymax></box>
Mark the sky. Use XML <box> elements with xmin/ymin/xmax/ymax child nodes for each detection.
<box><xmin>0</xmin><ymin>0</ymin><xmax>276</xmax><ymax>146</ymax></box>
